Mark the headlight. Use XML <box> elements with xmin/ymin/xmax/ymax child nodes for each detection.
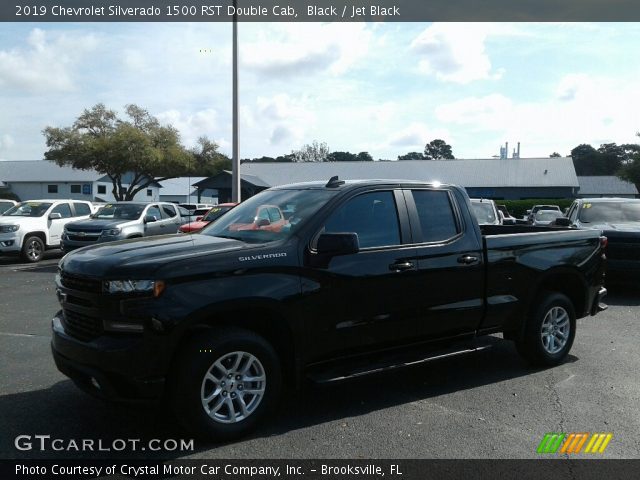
<box><xmin>101</xmin><ymin>228</ymin><xmax>121</xmax><ymax>236</ymax></box>
<box><xmin>0</xmin><ymin>225</ymin><xmax>19</xmax><ymax>233</ymax></box>
<box><xmin>103</xmin><ymin>279</ymin><xmax>165</xmax><ymax>297</ymax></box>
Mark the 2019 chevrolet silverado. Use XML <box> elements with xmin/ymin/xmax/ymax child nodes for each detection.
<box><xmin>51</xmin><ymin>178</ymin><xmax>607</xmax><ymax>440</ymax></box>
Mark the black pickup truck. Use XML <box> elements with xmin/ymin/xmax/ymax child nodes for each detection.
<box><xmin>52</xmin><ymin>178</ymin><xmax>607</xmax><ymax>440</ymax></box>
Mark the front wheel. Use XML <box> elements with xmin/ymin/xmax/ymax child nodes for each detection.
<box><xmin>515</xmin><ymin>292</ymin><xmax>576</xmax><ymax>367</ymax></box>
<box><xmin>169</xmin><ymin>328</ymin><xmax>282</xmax><ymax>441</ymax></box>
<box><xmin>21</xmin><ymin>236</ymin><xmax>45</xmax><ymax>263</ymax></box>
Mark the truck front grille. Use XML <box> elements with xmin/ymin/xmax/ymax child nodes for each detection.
<box><xmin>60</xmin><ymin>272</ymin><xmax>103</xmax><ymax>293</ymax></box>
<box><xmin>62</xmin><ymin>309</ymin><xmax>104</xmax><ymax>341</ymax></box>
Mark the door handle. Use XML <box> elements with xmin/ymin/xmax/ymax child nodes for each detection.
<box><xmin>457</xmin><ymin>254</ymin><xmax>479</xmax><ymax>265</ymax></box>
<box><xmin>389</xmin><ymin>261</ymin><xmax>414</xmax><ymax>272</ymax></box>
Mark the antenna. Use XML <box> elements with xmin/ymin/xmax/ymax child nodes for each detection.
<box><xmin>326</xmin><ymin>176</ymin><xmax>345</xmax><ymax>188</ymax></box>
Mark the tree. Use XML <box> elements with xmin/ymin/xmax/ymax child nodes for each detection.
<box><xmin>571</xmin><ymin>143</ymin><xmax>623</xmax><ymax>175</ymax></box>
<box><xmin>424</xmin><ymin>139</ymin><xmax>454</xmax><ymax>160</ymax></box>
<box><xmin>549</xmin><ymin>152</ymin><xmax>562</xmax><ymax>158</ymax></box>
<box><xmin>292</xmin><ymin>140</ymin><xmax>330</xmax><ymax>162</ymax></box>
<box><xmin>191</xmin><ymin>136</ymin><xmax>230</xmax><ymax>175</ymax></box>
<box><xmin>398</xmin><ymin>152</ymin><xmax>426</xmax><ymax>160</ymax></box>
<box><xmin>356</xmin><ymin>151</ymin><xmax>374</xmax><ymax>162</ymax></box>
<box><xmin>617</xmin><ymin>133</ymin><xmax>640</xmax><ymax>193</ymax></box>
<box><xmin>43</xmin><ymin>104</ymin><xmax>225</xmax><ymax>200</ymax></box>
<box><xmin>326</xmin><ymin>151</ymin><xmax>356</xmax><ymax>162</ymax></box>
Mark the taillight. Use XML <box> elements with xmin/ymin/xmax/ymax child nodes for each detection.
<box><xmin>600</xmin><ymin>236</ymin><xmax>608</xmax><ymax>249</ymax></box>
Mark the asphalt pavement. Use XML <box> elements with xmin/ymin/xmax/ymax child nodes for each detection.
<box><xmin>0</xmin><ymin>254</ymin><xmax>639</xmax><ymax>459</ymax></box>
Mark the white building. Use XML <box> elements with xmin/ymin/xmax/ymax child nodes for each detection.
<box><xmin>0</xmin><ymin>160</ymin><xmax>161</xmax><ymax>202</ymax></box>
<box><xmin>157</xmin><ymin>177</ymin><xmax>218</xmax><ymax>204</ymax></box>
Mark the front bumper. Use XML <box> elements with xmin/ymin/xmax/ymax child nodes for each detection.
<box><xmin>51</xmin><ymin>311</ymin><xmax>166</xmax><ymax>401</ymax></box>
<box><xmin>0</xmin><ymin>232</ymin><xmax>21</xmax><ymax>253</ymax></box>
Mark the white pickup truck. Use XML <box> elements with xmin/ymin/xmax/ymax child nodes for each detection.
<box><xmin>0</xmin><ymin>199</ymin><xmax>94</xmax><ymax>262</ymax></box>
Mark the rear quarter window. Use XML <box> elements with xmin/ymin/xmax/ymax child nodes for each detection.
<box><xmin>411</xmin><ymin>190</ymin><xmax>460</xmax><ymax>243</ymax></box>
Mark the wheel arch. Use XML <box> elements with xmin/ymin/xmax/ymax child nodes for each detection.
<box><xmin>174</xmin><ymin>300</ymin><xmax>299</xmax><ymax>387</ymax></box>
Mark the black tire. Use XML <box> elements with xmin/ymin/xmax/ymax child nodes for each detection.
<box><xmin>169</xmin><ymin>328</ymin><xmax>282</xmax><ymax>441</ymax></box>
<box><xmin>515</xmin><ymin>292</ymin><xmax>576</xmax><ymax>367</ymax></box>
<box><xmin>21</xmin><ymin>236</ymin><xmax>45</xmax><ymax>263</ymax></box>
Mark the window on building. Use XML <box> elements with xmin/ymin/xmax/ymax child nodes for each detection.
<box><xmin>146</xmin><ymin>189</ymin><xmax>153</xmax><ymax>197</ymax></box>
<box><xmin>97</xmin><ymin>185</ymin><xmax>106</xmax><ymax>195</ymax></box>
<box><xmin>47</xmin><ymin>185</ymin><xmax>58</xmax><ymax>194</ymax></box>
<box><xmin>70</xmin><ymin>185</ymin><xmax>81</xmax><ymax>194</ymax></box>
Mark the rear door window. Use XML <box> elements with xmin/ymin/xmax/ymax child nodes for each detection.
<box><xmin>161</xmin><ymin>204</ymin><xmax>177</xmax><ymax>218</ymax></box>
<box><xmin>72</xmin><ymin>202</ymin><xmax>91</xmax><ymax>217</ymax></box>
<box><xmin>411</xmin><ymin>190</ymin><xmax>460</xmax><ymax>243</ymax></box>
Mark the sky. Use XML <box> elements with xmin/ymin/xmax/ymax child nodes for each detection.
<box><xmin>0</xmin><ymin>22</ymin><xmax>639</xmax><ymax>161</ymax></box>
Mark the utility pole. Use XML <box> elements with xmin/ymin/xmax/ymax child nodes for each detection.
<box><xmin>231</xmin><ymin>0</ymin><xmax>241</xmax><ymax>203</ymax></box>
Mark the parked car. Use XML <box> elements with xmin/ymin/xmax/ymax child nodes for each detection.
<box><xmin>179</xmin><ymin>203</ymin><xmax>214</xmax><ymax>213</ymax></box>
<box><xmin>559</xmin><ymin>197</ymin><xmax>640</xmax><ymax>281</ymax></box>
<box><xmin>496</xmin><ymin>204</ymin><xmax>516</xmax><ymax>224</ymax></box>
<box><xmin>52</xmin><ymin>178</ymin><xmax>607</xmax><ymax>440</ymax></box>
<box><xmin>0</xmin><ymin>199</ymin><xmax>17</xmax><ymax>215</ymax></box>
<box><xmin>179</xmin><ymin>207</ymin><xmax>212</xmax><ymax>224</ymax></box>
<box><xmin>0</xmin><ymin>199</ymin><xmax>93</xmax><ymax>262</ymax></box>
<box><xmin>228</xmin><ymin>204</ymin><xmax>288</xmax><ymax>232</ymax></box>
<box><xmin>532</xmin><ymin>209</ymin><xmax>564</xmax><ymax>226</ymax></box>
<box><xmin>179</xmin><ymin>203</ymin><xmax>237</xmax><ymax>234</ymax></box>
<box><xmin>527</xmin><ymin>204</ymin><xmax>561</xmax><ymax>224</ymax></box>
<box><xmin>61</xmin><ymin>202</ymin><xmax>184</xmax><ymax>253</ymax></box>
<box><xmin>470</xmin><ymin>198</ymin><xmax>501</xmax><ymax>225</ymax></box>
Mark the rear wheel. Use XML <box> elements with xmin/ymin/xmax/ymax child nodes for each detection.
<box><xmin>515</xmin><ymin>292</ymin><xmax>576</xmax><ymax>366</ymax></box>
<box><xmin>169</xmin><ymin>328</ymin><xmax>282</xmax><ymax>441</ymax></box>
<box><xmin>21</xmin><ymin>236</ymin><xmax>45</xmax><ymax>263</ymax></box>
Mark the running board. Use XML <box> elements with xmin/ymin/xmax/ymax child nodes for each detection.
<box><xmin>307</xmin><ymin>344</ymin><xmax>491</xmax><ymax>384</ymax></box>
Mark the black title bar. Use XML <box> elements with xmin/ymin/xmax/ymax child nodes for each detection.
<box><xmin>3</xmin><ymin>0</ymin><xmax>640</xmax><ymax>22</ymax></box>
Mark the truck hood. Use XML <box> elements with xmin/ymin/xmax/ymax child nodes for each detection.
<box><xmin>65</xmin><ymin>218</ymin><xmax>136</xmax><ymax>231</ymax></box>
<box><xmin>60</xmin><ymin>233</ymin><xmax>246</xmax><ymax>278</ymax></box>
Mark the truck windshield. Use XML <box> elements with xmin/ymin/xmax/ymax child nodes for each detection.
<box><xmin>579</xmin><ymin>202</ymin><xmax>640</xmax><ymax>223</ymax></box>
<box><xmin>4</xmin><ymin>202</ymin><xmax>53</xmax><ymax>217</ymax></box>
<box><xmin>94</xmin><ymin>204</ymin><xmax>145</xmax><ymax>220</ymax></box>
<box><xmin>203</xmin><ymin>205</ymin><xmax>234</xmax><ymax>222</ymax></box>
<box><xmin>200</xmin><ymin>189</ymin><xmax>336</xmax><ymax>243</ymax></box>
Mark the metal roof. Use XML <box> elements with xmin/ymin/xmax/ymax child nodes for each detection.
<box><xmin>157</xmin><ymin>176</ymin><xmax>207</xmax><ymax>196</ymax></box>
<box><xmin>240</xmin><ymin>157</ymin><xmax>579</xmax><ymax>188</ymax></box>
<box><xmin>0</xmin><ymin>160</ymin><xmax>102</xmax><ymax>182</ymax></box>
<box><xmin>578</xmin><ymin>176</ymin><xmax>638</xmax><ymax>196</ymax></box>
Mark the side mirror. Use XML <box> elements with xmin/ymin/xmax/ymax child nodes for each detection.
<box><xmin>554</xmin><ymin>217</ymin><xmax>572</xmax><ymax>227</ymax></box>
<box><xmin>49</xmin><ymin>212</ymin><xmax>62</xmax><ymax>220</ymax></box>
<box><xmin>144</xmin><ymin>215</ymin><xmax>157</xmax><ymax>223</ymax></box>
<box><xmin>317</xmin><ymin>232</ymin><xmax>359</xmax><ymax>256</ymax></box>
<box><xmin>256</xmin><ymin>218</ymin><xmax>270</xmax><ymax>227</ymax></box>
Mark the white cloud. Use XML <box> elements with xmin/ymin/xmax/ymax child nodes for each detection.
<box><xmin>0</xmin><ymin>134</ymin><xmax>14</xmax><ymax>153</ymax></box>
<box><xmin>156</xmin><ymin>108</ymin><xmax>221</xmax><ymax>148</ymax></box>
<box><xmin>411</xmin><ymin>23</ymin><xmax>504</xmax><ymax>84</ymax></box>
<box><xmin>381</xmin><ymin>122</ymin><xmax>452</xmax><ymax>152</ymax></box>
<box><xmin>241</xmin><ymin>23</ymin><xmax>373</xmax><ymax>78</ymax></box>
<box><xmin>0</xmin><ymin>28</ymin><xmax>98</xmax><ymax>93</ymax></box>
<box><xmin>434</xmin><ymin>74</ymin><xmax>640</xmax><ymax>156</ymax></box>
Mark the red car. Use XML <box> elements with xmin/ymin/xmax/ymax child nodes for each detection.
<box><xmin>178</xmin><ymin>203</ymin><xmax>237</xmax><ymax>234</ymax></box>
<box><xmin>228</xmin><ymin>204</ymin><xmax>288</xmax><ymax>232</ymax></box>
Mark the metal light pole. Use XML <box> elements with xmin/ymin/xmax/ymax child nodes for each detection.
<box><xmin>231</xmin><ymin>0</ymin><xmax>241</xmax><ymax>203</ymax></box>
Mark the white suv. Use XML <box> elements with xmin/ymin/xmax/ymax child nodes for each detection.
<box><xmin>0</xmin><ymin>199</ymin><xmax>94</xmax><ymax>262</ymax></box>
